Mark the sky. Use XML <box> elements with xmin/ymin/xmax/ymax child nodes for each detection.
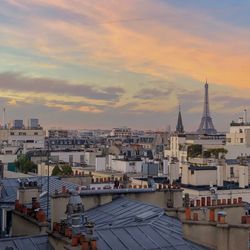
<box><xmin>0</xmin><ymin>0</ymin><xmax>250</xmax><ymax>131</ymax></box>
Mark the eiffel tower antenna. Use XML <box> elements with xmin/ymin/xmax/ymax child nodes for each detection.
<box><xmin>197</xmin><ymin>81</ymin><xmax>217</xmax><ymax>135</ymax></box>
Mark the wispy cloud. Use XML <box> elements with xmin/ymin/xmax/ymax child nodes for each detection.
<box><xmin>0</xmin><ymin>72</ymin><xmax>124</xmax><ymax>101</ymax></box>
<box><xmin>133</xmin><ymin>88</ymin><xmax>172</xmax><ymax>100</ymax></box>
<box><xmin>0</xmin><ymin>72</ymin><xmax>125</xmax><ymax>114</ymax></box>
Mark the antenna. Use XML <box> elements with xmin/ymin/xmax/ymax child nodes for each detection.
<box><xmin>244</xmin><ymin>109</ymin><xmax>247</xmax><ymax>124</ymax></box>
<box><xmin>2</xmin><ymin>107</ymin><xmax>5</xmax><ymax>129</ymax></box>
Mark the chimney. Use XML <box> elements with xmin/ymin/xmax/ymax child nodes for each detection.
<box><xmin>82</xmin><ymin>221</ymin><xmax>97</xmax><ymax>250</ymax></box>
<box><xmin>218</xmin><ymin>211</ymin><xmax>227</xmax><ymax>224</ymax></box>
<box><xmin>17</xmin><ymin>179</ymin><xmax>41</xmax><ymax>205</ymax></box>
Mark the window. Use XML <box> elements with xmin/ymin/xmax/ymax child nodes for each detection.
<box><xmin>230</xmin><ymin>167</ymin><xmax>234</xmax><ymax>178</ymax></box>
<box><xmin>51</xmin><ymin>156</ymin><xmax>59</xmax><ymax>162</ymax></box>
<box><xmin>191</xmin><ymin>170</ymin><xmax>194</xmax><ymax>175</ymax></box>
<box><xmin>69</xmin><ymin>155</ymin><xmax>73</xmax><ymax>164</ymax></box>
<box><xmin>34</xmin><ymin>132</ymin><xmax>38</xmax><ymax>135</ymax></box>
<box><xmin>10</xmin><ymin>132</ymin><xmax>14</xmax><ymax>135</ymax></box>
<box><xmin>129</xmin><ymin>162</ymin><xmax>135</xmax><ymax>166</ymax></box>
<box><xmin>240</xmin><ymin>138</ymin><xmax>244</xmax><ymax>143</ymax></box>
<box><xmin>80</xmin><ymin>155</ymin><xmax>84</xmax><ymax>163</ymax></box>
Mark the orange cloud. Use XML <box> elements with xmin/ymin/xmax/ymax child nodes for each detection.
<box><xmin>2</xmin><ymin>0</ymin><xmax>250</xmax><ymax>91</ymax></box>
<box><xmin>45</xmin><ymin>102</ymin><xmax>102</xmax><ymax>113</ymax></box>
<box><xmin>7</xmin><ymin>99</ymin><xmax>17</xmax><ymax>106</ymax></box>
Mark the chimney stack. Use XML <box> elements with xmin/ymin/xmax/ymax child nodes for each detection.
<box><xmin>17</xmin><ymin>179</ymin><xmax>41</xmax><ymax>205</ymax></box>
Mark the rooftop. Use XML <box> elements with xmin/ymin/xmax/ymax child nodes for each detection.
<box><xmin>230</xmin><ymin>121</ymin><xmax>250</xmax><ymax>127</ymax></box>
<box><xmin>0</xmin><ymin>234</ymin><xmax>53</xmax><ymax>250</ymax></box>
<box><xmin>0</xmin><ymin>176</ymin><xmax>80</xmax><ymax>219</ymax></box>
<box><xmin>84</xmin><ymin>197</ymin><xmax>206</xmax><ymax>250</ymax></box>
<box><xmin>188</xmin><ymin>166</ymin><xmax>217</xmax><ymax>171</ymax></box>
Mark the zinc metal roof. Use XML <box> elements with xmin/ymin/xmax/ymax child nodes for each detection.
<box><xmin>0</xmin><ymin>176</ymin><xmax>80</xmax><ymax>202</ymax></box>
<box><xmin>0</xmin><ymin>234</ymin><xmax>53</xmax><ymax>250</ymax></box>
<box><xmin>85</xmin><ymin>197</ymin><xmax>165</xmax><ymax>228</ymax></box>
<box><xmin>0</xmin><ymin>176</ymin><xmax>80</xmax><ymax>219</ymax></box>
<box><xmin>96</xmin><ymin>224</ymin><xmax>204</xmax><ymax>250</ymax></box>
<box><xmin>85</xmin><ymin>197</ymin><xmax>206</xmax><ymax>250</ymax></box>
<box><xmin>225</xmin><ymin>159</ymin><xmax>240</xmax><ymax>165</ymax></box>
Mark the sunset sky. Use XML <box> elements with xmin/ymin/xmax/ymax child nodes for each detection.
<box><xmin>0</xmin><ymin>0</ymin><xmax>250</xmax><ymax>131</ymax></box>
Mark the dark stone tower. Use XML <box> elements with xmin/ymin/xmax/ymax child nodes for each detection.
<box><xmin>197</xmin><ymin>82</ymin><xmax>217</xmax><ymax>135</ymax></box>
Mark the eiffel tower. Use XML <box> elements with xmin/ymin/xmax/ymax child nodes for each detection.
<box><xmin>197</xmin><ymin>82</ymin><xmax>217</xmax><ymax>135</ymax></box>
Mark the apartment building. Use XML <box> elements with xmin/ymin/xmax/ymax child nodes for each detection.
<box><xmin>110</xmin><ymin>127</ymin><xmax>132</xmax><ymax>138</ymax></box>
<box><xmin>226</xmin><ymin>119</ymin><xmax>250</xmax><ymax>158</ymax></box>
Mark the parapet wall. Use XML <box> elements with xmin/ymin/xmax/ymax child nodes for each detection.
<box><xmin>183</xmin><ymin>221</ymin><xmax>250</xmax><ymax>250</ymax></box>
<box><xmin>12</xmin><ymin>211</ymin><xmax>48</xmax><ymax>237</ymax></box>
<box><xmin>182</xmin><ymin>197</ymin><xmax>250</xmax><ymax>250</ymax></box>
<box><xmin>61</xmin><ymin>174</ymin><xmax>92</xmax><ymax>186</ymax></box>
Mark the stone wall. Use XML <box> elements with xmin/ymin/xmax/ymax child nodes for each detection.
<box><xmin>183</xmin><ymin>215</ymin><xmax>250</xmax><ymax>250</ymax></box>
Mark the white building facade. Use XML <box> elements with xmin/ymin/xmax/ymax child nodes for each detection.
<box><xmin>225</xmin><ymin>121</ymin><xmax>250</xmax><ymax>158</ymax></box>
<box><xmin>111</xmin><ymin>159</ymin><xmax>143</xmax><ymax>173</ymax></box>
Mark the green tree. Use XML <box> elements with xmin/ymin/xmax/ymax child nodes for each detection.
<box><xmin>51</xmin><ymin>164</ymin><xmax>73</xmax><ymax>176</ymax></box>
<box><xmin>51</xmin><ymin>165</ymin><xmax>62</xmax><ymax>176</ymax></box>
<box><xmin>61</xmin><ymin>165</ymin><xmax>73</xmax><ymax>175</ymax></box>
<box><xmin>15</xmin><ymin>154</ymin><xmax>37</xmax><ymax>174</ymax></box>
<box><xmin>187</xmin><ymin>144</ymin><xmax>202</xmax><ymax>158</ymax></box>
<box><xmin>207</xmin><ymin>148</ymin><xmax>228</xmax><ymax>159</ymax></box>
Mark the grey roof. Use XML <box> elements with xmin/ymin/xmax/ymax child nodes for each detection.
<box><xmin>85</xmin><ymin>197</ymin><xmax>206</xmax><ymax>250</ymax></box>
<box><xmin>0</xmin><ymin>176</ymin><xmax>80</xmax><ymax>219</ymax></box>
<box><xmin>225</xmin><ymin>159</ymin><xmax>240</xmax><ymax>165</ymax></box>
<box><xmin>225</xmin><ymin>158</ymin><xmax>250</xmax><ymax>165</ymax></box>
<box><xmin>85</xmin><ymin>196</ymin><xmax>168</xmax><ymax>229</ymax></box>
<box><xmin>0</xmin><ymin>234</ymin><xmax>53</xmax><ymax>250</ymax></box>
<box><xmin>188</xmin><ymin>166</ymin><xmax>217</xmax><ymax>171</ymax></box>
